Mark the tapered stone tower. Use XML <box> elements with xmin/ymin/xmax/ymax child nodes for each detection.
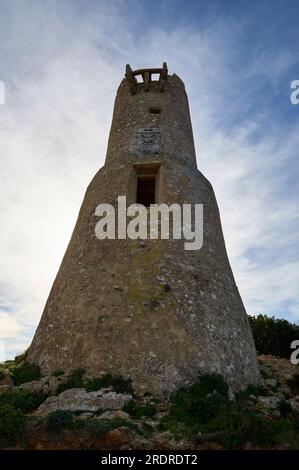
<box><xmin>28</xmin><ymin>64</ymin><xmax>260</xmax><ymax>394</ymax></box>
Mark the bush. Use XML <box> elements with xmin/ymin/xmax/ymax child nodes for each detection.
<box><xmin>10</xmin><ymin>362</ymin><xmax>41</xmax><ymax>386</ymax></box>
<box><xmin>122</xmin><ymin>400</ymin><xmax>157</xmax><ymax>419</ymax></box>
<box><xmin>248</xmin><ymin>314</ymin><xmax>299</xmax><ymax>358</ymax></box>
<box><xmin>0</xmin><ymin>390</ymin><xmax>48</xmax><ymax>413</ymax></box>
<box><xmin>56</xmin><ymin>368</ymin><xmax>85</xmax><ymax>394</ymax></box>
<box><xmin>46</xmin><ymin>410</ymin><xmax>74</xmax><ymax>433</ymax></box>
<box><xmin>159</xmin><ymin>374</ymin><xmax>230</xmax><ymax>438</ymax></box>
<box><xmin>159</xmin><ymin>373</ymin><xmax>299</xmax><ymax>448</ymax></box>
<box><xmin>0</xmin><ymin>404</ymin><xmax>25</xmax><ymax>446</ymax></box>
<box><xmin>85</xmin><ymin>374</ymin><xmax>133</xmax><ymax>394</ymax></box>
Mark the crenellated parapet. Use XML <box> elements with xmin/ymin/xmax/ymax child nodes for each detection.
<box><xmin>125</xmin><ymin>62</ymin><xmax>168</xmax><ymax>94</ymax></box>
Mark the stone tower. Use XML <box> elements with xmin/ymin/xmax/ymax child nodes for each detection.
<box><xmin>27</xmin><ymin>63</ymin><xmax>260</xmax><ymax>394</ymax></box>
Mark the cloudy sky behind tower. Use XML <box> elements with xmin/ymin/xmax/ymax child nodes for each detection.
<box><xmin>0</xmin><ymin>0</ymin><xmax>298</xmax><ymax>359</ymax></box>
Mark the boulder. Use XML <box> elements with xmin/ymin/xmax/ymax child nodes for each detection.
<box><xmin>34</xmin><ymin>388</ymin><xmax>132</xmax><ymax>415</ymax></box>
<box><xmin>0</xmin><ymin>370</ymin><xmax>13</xmax><ymax>386</ymax></box>
<box><xmin>290</xmin><ymin>399</ymin><xmax>299</xmax><ymax>413</ymax></box>
<box><xmin>256</xmin><ymin>396</ymin><xmax>281</xmax><ymax>411</ymax></box>
<box><xmin>19</xmin><ymin>379</ymin><xmax>46</xmax><ymax>393</ymax></box>
<box><xmin>97</xmin><ymin>410</ymin><xmax>130</xmax><ymax>421</ymax></box>
<box><xmin>0</xmin><ymin>384</ymin><xmax>14</xmax><ymax>394</ymax></box>
<box><xmin>18</xmin><ymin>374</ymin><xmax>68</xmax><ymax>394</ymax></box>
<box><xmin>264</xmin><ymin>378</ymin><xmax>278</xmax><ymax>389</ymax></box>
<box><xmin>76</xmin><ymin>412</ymin><xmax>94</xmax><ymax>421</ymax></box>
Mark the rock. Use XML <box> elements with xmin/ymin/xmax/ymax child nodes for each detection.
<box><xmin>98</xmin><ymin>410</ymin><xmax>130</xmax><ymax>421</ymax></box>
<box><xmin>0</xmin><ymin>371</ymin><xmax>13</xmax><ymax>386</ymax></box>
<box><xmin>284</xmin><ymin>373</ymin><xmax>295</xmax><ymax>382</ymax></box>
<box><xmin>44</xmin><ymin>376</ymin><xmax>61</xmax><ymax>394</ymax></box>
<box><xmin>256</xmin><ymin>396</ymin><xmax>281</xmax><ymax>411</ymax></box>
<box><xmin>290</xmin><ymin>399</ymin><xmax>299</xmax><ymax>412</ymax></box>
<box><xmin>18</xmin><ymin>374</ymin><xmax>69</xmax><ymax>394</ymax></box>
<box><xmin>196</xmin><ymin>431</ymin><xmax>223</xmax><ymax>443</ymax></box>
<box><xmin>0</xmin><ymin>384</ymin><xmax>14</xmax><ymax>393</ymax></box>
<box><xmin>258</xmin><ymin>355</ymin><xmax>299</xmax><ymax>400</ymax></box>
<box><xmin>34</xmin><ymin>388</ymin><xmax>132</xmax><ymax>415</ymax></box>
<box><xmin>149</xmin><ymin>300</ymin><xmax>160</xmax><ymax>310</ymax></box>
<box><xmin>135</xmin><ymin>432</ymin><xmax>189</xmax><ymax>450</ymax></box>
<box><xmin>279</xmin><ymin>386</ymin><xmax>292</xmax><ymax>397</ymax></box>
<box><xmin>264</xmin><ymin>378</ymin><xmax>278</xmax><ymax>389</ymax></box>
<box><xmin>154</xmin><ymin>411</ymin><xmax>167</xmax><ymax>420</ymax></box>
<box><xmin>76</xmin><ymin>412</ymin><xmax>94</xmax><ymax>421</ymax></box>
<box><xmin>100</xmin><ymin>427</ymin><xmax>136</xmax><ymax>450</ymax></box>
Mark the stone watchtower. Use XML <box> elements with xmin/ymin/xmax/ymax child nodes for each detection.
<box><xmin>27</xmin><ymin>63</ymin><xmax>260</xmax><ymax>394</ymax></box>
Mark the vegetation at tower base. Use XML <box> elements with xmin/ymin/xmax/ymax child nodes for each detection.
<box><xmin>0</xmin><ymin>404</ymin><xmax>25</xmax><ymax>446</ymax></box>
<box><xmin>0</xmin><ymin>354</ymin><xmax>299</xmax><ymax>449</ymax></box>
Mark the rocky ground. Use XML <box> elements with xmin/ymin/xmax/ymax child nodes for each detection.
<box><xmin>0</xmin><ymin>355</ymin><xmax>298</xmax><ymax>450</ymax></box>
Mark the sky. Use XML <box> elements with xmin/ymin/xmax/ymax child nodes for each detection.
<box><xmin>0</xmin><ymin>0</ymin><xmax>298</xmax><ymax>360</ymax></box>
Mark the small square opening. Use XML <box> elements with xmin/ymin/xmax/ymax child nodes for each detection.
<box><xmin>149</xmin><ymin>107</ymin><xmax>161</xmax><ymax>114</ymax></box>
<box><xmin>135</xmin><ymin>74</ymin><xmax>143</xmax><ymax>83</ymax></box>
<box><xmin>151</xmin><ymin>73</ymin><xmax>160</xmax><ymax>82</ymax></box>
<box><xmin>136</xmin><ymin>176</ymin><xmax>156</xmax><ymax>207</ymax></box>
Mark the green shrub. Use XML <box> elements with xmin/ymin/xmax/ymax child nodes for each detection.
<box><xmin>158</xmin><ymin>373</ymin><xmax>299</xmax><ymax>449</ymax></box>
<box><xmin>85</xmin><ymin>374</ymin><xmax>133</xmax><ymax>394</ymax></box>
<box><xmin>46</xmin><ymin>410</ymin><xmax>74</xmax><ymax>433</ymax></box>
<box><xmin>10</xmin><ymin>362</ymin><xmax>41</xmax><ymax>386</ymax></box>
<box><xmin>86</xmin><ymin>419</ymin><xmax>115</xmax><ymax>437</ymax></box>
<box><xmin>56</xmin><ymin>368</ymin><xmax>85</xmax><ymax>394</ymax></box>
<box><xmin>0</xmin><ymin>404</ymin><xmax>25</xmax><ymax>445</ymax></box>
<box><xmin>248</xmin><ymin>314</ymin><xmax>299</xmax><ymax>358</ymax></box>
<box><xmin>159</xmin><ymin>374</ymin><xmax>230</xmax><ymax>438</ymax></box>
<box><xmin>122</xmin><ymin>400</ymin><xmax>157</xmax><ymax>419</ymax></box>
<box><xmin>0</xmin><ymin>360</ymin><xmax>15</xmax><ymax>371</ymax></box>
<box><xmin>86</xmin><ymin>418</ymin><xmax>140</xmax><ymax>437</ymax></box>
<box><xmin>51</xmin><ymin>370</ymin><xmax>65</xmax><ymax>377</ymax></box>
<box><xmin>0</xmin><ymin>390</ymin><xmax>48</xmax><ymax>413</ymax></box>
<box><xmin>278</xmin><ymin>400</ymin><xmax>292</xmax><ymax>416</ymax></box>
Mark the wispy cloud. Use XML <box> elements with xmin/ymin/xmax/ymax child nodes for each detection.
<box><xmin>0</xmin><ymin>0</ymin><xmax>298</xmax><ymax>359</ymax></box>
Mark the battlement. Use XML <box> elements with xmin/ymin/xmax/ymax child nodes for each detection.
<box><xmin>125</xmin><ymin>62</ymin><xmax>168</xmax><ymax>94</ymax></box>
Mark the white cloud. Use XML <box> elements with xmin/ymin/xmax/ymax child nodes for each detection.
<box><xmin>0</xmin><ymin>1</ymin><xmax>298</xmax><ymax>359</ymax></box>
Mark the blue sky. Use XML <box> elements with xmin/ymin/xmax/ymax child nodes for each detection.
<box><xmin>0</xmin><ymin>0</ymin><xmax>298</xmax><ymax>360</ymax></box>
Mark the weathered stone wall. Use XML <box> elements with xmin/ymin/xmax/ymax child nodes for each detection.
<box><xmin>27</xmin><ymin>71</ymin><xmax>260</xmax><ymax>395</ymax></box>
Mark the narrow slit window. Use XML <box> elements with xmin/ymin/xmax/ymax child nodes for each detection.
<box><xmin>136</xmin><ymin>176</ymin><xmax>156</xmax><ymax>207</ymax></box>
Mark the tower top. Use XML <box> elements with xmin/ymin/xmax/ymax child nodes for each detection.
<box><xmin>125</xmin><ymin>62</ymin><xmax>168</xmax><ymax>94</ymax></box>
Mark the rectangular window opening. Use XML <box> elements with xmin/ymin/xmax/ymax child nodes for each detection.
<box><xmin>149</xmin><ymin>106</ymin><xmax>161</xmax><ymax>114</ymax></box>
<box><xmin>136</xmin><ymin>176</ymin><xmax>156</xmax><ymax>207</ymax></box>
